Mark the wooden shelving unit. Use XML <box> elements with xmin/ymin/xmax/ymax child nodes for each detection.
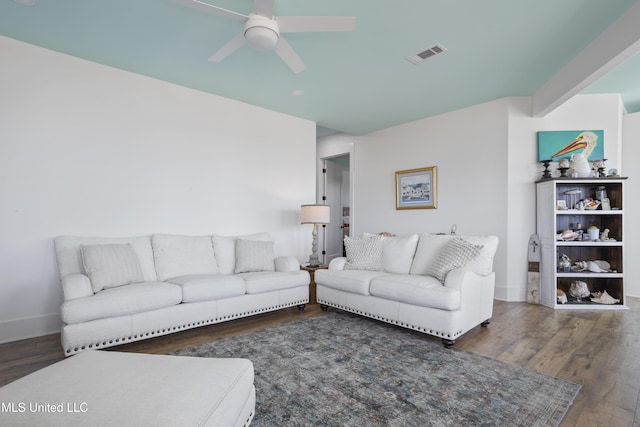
<box><xmin>536</xmin><ymin>177</ymin><xmax>628</xmax><ymax>309</ymax></box>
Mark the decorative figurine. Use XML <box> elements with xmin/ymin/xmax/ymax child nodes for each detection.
<box><xmin>558</xmin><ymin>159</ymin><xmax>570</xmax><ymax>177</ymax></box>
<box><xmin>592</xmin><ymin>159</ymin><xmax>607</xmax><ymax>177</ymax></box>
<box><xmin>558</xmin><ymin>254</ymin><xmax>572</xmax><ymax>272</ymax></box>
<box><xmin>601</xmin><ymin>228</ymin><xmax>615</xmax><ymax>241</ymax></box>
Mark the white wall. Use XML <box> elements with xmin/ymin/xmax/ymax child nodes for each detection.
<box><xmin>323</xmin><ymin>94</ymin><xmax>626</xmax><ymax>302</ymax></box>
<box><xmin>0</xmin><ymin>36</ymin><xmax>316</xmax><ymax>343</ymax></box>
<box><xmin>349</xmin><ymin>99</ymin><xmax>510</xmax><ymax>298</ymax></box>
<box><xmin>622</xmin><ymin>112</ymin><xmax>640</xmax><ymax>297</ymax></box>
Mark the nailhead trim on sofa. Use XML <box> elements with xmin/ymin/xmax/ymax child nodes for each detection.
<box><xmin>64</xmin><ymin>298</ymin><xmax>308</xmax><ymax>355</ymax></box>
<box><xmin>316</xmin><ymin>298</ymin><xmax>463</xmax><ymax>340</ymax></box>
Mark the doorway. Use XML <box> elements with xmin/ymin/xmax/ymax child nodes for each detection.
<box><xmin>322</xmin><ymin>155</ymin><xmax>350</xmax><ymax>262</ymax></box>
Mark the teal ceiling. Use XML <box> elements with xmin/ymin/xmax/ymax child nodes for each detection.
<box><xmin>1</xmin><ymin>0</ymin><xmax>639</xmax><ymax>135</ymax></box>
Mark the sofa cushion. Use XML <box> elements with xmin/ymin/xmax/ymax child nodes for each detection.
<box><xmin>369</xmin><ymin>275</ymin><xmax>460</xmax><ymax>310</ymax></box>
<box><xmin>409</xmin><ymin>234</ymin><xmax>452</xmax><ymax>275</ymax></box>
<box><xmin>80</xmin><ymin>243</ymin><xmax>144</xmax><ymax>293</ymax></box>
<box><xmin>314</xmin><ymin>269</ymin><xmax>389</xmax><ymax>295</ymax></box>
<box><xmin>235</xmin><ymin>239</ymin><xmax>275</xmax><ymax>273</ymax></box>
<box><xmin>152</xmin><ymin>234</ymin><xmax>218</xmax><ymax>281</ymax></box>
<box><xmin>344</xmin><ymin>235</ymin><xmax>384</xmax><ymax>271</ymax></box>
<box><xmin>382</xmin><ymin>234</ymin><xmax>419</xmax><ymax>275</ymax></box>
<box><xmin>165</xmin><ymin>274</ymin><xmax>246</xmax><ymax>303</ymax></box>
<box><xmin>427</xmin><ymin>237</ymin><xmax>484</xmax><ymax>283</ymax></box>
<box><xmin>238</xmin><ymin>271</ymin><xmax>309</xmax><ymax>294</ymax></box>
<box><xmin>55</xmin><ymin>235</ymin><xmax>158</xmax><ymax>282</ymax></box>
<box><xmin>61</xmin><ymin>282</ymin><xmax>182</xmax><ymax>325</ymax></box>
<box><xmin>212</xmin><ymin>233</ymin><xmax>271</xmax><ymax>275</ymax></box>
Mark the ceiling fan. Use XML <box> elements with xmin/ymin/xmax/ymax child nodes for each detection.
<box><xmin>174</xmin><ymin>0</ymin><xmax>356</xmax><ymax>73</ymax></box>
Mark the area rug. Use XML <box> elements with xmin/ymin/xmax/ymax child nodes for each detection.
<box><xmin>171</xmin><ymin>311</ymin><xmax>580</xmax><ymax>426</ymax></box>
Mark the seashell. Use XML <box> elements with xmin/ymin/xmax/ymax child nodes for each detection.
<box><xmin>590</xmin><ymin>290</ymin><xmax>620</xmax><ymax>305</ymax></box>
<box><xmin>558</xmin><ymin>230</ymin><xmax>579</xmax><ymax>241</ymax></box>
<box><xmin>574</xmin><ymin>260</ymin><xmax>611</xmax><ymax>273</ymax></box>
<box><xmin>557</xmin><ymin>289</ymin><xmax>567</xmax><ymax>304</ymax></box>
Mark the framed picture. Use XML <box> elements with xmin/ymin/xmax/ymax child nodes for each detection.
<box><xmin>556</xmin><ymin>200</ymin><xmax>567</xmax><ymax>210</ymax></box>
<box><xmin>537</xmin><ymin>130</ymin><xmax>604</xmax><ymax>162</ymax></box>
<box><xmin>396</xmin><ymin>166</ymin><xmax>437</xmax><ymax>210</ymax></box>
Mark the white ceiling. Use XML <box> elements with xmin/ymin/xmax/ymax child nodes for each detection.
<box><xmin>2</xmin><ymin>0</ymin><xmax>639</xmax><ymax>135</ymax></box>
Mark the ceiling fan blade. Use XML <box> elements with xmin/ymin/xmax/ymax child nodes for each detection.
<box><xmin>252</xmin><ymin>0</ymin><xmax>275</xmax><ymax>18</ymax></box>
<box><xmin>277</xmin><ymin>16</ymin><xmax>356</xmax><ymax>33</ymax></box>
<box><xmin>208</xmin><ymin>32</ymin><xmax>247</xmax><ymax>62</ymax></box>
<box><xmin>273</xmin><ymin>37</ymin><xmax>306</xmax><ymax>74</ymax></box>
<box><xmin>174</xmin><ymin>0</ymin><xmax>248</xmax><ymax>23</ymax></box>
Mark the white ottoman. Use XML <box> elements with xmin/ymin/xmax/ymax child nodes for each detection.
<box><xmin>0</xmin><ymin>350</ymin><xmax>255</xmax><ymax>426</ymax></box>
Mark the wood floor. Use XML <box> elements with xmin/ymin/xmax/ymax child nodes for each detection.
<box><xmin>1</xmin><ymin>298</ymin><xmax>639</xmax><ymax>426</ymax></box>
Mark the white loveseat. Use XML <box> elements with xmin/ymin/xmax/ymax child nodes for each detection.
<box><xmin>54</xmin><ymin>233</ymin><xmax>309</xmax><ymax>356</ymax></box>
<box><xmin>315</xmin><ymin>233</ymin><xmax>499</xmax><ymax>347</ymax></box>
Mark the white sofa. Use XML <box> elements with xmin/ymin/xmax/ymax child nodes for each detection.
<box><xmin>54</xmin><ymin>233</ymin><xmax>309</xmax><ymax>356</ymax></box>
<box><xmin>315</xmin><ymin>233</ymin><xmax>499</xmax><ymax>347</ymax></box>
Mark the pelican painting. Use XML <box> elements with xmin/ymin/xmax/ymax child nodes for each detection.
<box><xmin>537</xmin><ymin>130</ymin><xmax>604</xmax><ymax>162</ymax></box>
<box><xmin>550</xmin><ymin>131</ymin><xmax>598</xmax><ymax>160</ymax></box>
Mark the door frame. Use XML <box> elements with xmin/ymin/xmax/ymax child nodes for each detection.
<box><xmin>316</xmin><ymin>134</ymin><xmax>355</xmax><ymax>264</ymax></box>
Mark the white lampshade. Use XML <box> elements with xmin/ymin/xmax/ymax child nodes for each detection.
<box><xmin>301</xmin><ymin>204</ymin><xmax>330</xmax><ymax>224</ymax></box>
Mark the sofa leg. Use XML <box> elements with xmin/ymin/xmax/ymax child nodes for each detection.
<box><xmin>320</xmin><ymin>304</ymin><xmax>329</xmax><ymax>311</ymax></box>
<box><xmin>297</xmin><ymin>304</ymin><xmax>306</xmax><ymax>311</ymax></box>
<box><xmin>442</xmin><ymin>338</ymin><xmax>455</xmax><ymax>348</ymax></box>
<box><xmin>481</xmin><ymin>319</ymin><xmax>491</xmax><ymax>327</ymax></box>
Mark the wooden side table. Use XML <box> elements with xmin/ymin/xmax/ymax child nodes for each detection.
<box><xmin>300</xmin><ymin>264</ymin><xmax>328</xmax><ymax>304</ymax></box>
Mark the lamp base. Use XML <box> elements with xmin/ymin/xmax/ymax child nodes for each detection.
<box><xmin>307</xmin><ymin>255</ymin><xmax>321</xmax><ymax>268</ymax></box>
<box><xmin>307</xmin><ymin>224</ymin><xmax>321</xmax><ymax>268</ymax></box>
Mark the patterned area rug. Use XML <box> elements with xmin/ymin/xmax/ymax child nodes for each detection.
<box><xmin>172</xmin><ymin>311</ymin><xmax>580</xmax><ymax>426</ymax></box>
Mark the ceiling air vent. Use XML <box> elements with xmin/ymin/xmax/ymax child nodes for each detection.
<box><xmin>406</xmin><ymin>43</ymin><xmax>448</xmax><ymax>65</ymax></box>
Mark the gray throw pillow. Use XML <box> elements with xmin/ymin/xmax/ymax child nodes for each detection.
<box><xmin>427</xmin><ymin>237</ymin><xmax>483</xmax><ymax>283</ymax></box>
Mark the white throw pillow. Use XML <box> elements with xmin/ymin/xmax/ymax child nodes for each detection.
<box><xmin>81</xmin><ymin>243</ymin><xmax>144</xmax><ymax>293</ymax></box>
<box><xmin>426</xmin><ymin>237</ymin><xmax>484</xmax><ymax>283</ymax></box>
<box><xmin>234</xmin><ymin>239</ymin><xmax>275</xmax><ymax>273</ymax></box>
<box><xmin>382</xmin><ymin>234</ymin><xmax>419</xmax><ymax>275</ymax></box>
<box><xmin>212</xmin><ymin>233</ymin><xmax>271</xmax><ymax>275</ymax></box>
<box><xmin>151</xmin><ymin>234</ymin><xmax>218</xmax><ymax>281</ymax></box>
<box><xmin>344</xmin><ymin>235</ymin><xmax>384</xmax><ymax>271</ymax></box>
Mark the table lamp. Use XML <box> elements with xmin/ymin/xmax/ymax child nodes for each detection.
<box><xmin>301</xmin><ymin>204</ymin><xmax>330</xmax><ymax>267</ymax></box>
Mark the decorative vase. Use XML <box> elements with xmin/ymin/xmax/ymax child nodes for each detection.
<box><xmin>570</xmin><ymin>153</ymin><xmax>591</xmax><ymax>177</ymax></box>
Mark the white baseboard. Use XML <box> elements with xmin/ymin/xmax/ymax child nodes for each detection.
<box><xmin>0</xmin><ymin>313</ymin><xmax>61</xmax><ymax>344</ymax></box>
<box><xmin>494</xmin><ymin>285</ymin><xmax>526</xmax><ymax>302</ymax></box>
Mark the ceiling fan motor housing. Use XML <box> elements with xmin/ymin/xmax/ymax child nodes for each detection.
<box><xmin>244</xmin><ymin>13</ymin><xmax>279</xmax><ymax>50</ymax></box>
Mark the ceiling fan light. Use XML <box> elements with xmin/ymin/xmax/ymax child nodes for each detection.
<box><xmin>245</xmin><ymin>26</ymin><xmax>279</xmax><ymax>51</ymax></box>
